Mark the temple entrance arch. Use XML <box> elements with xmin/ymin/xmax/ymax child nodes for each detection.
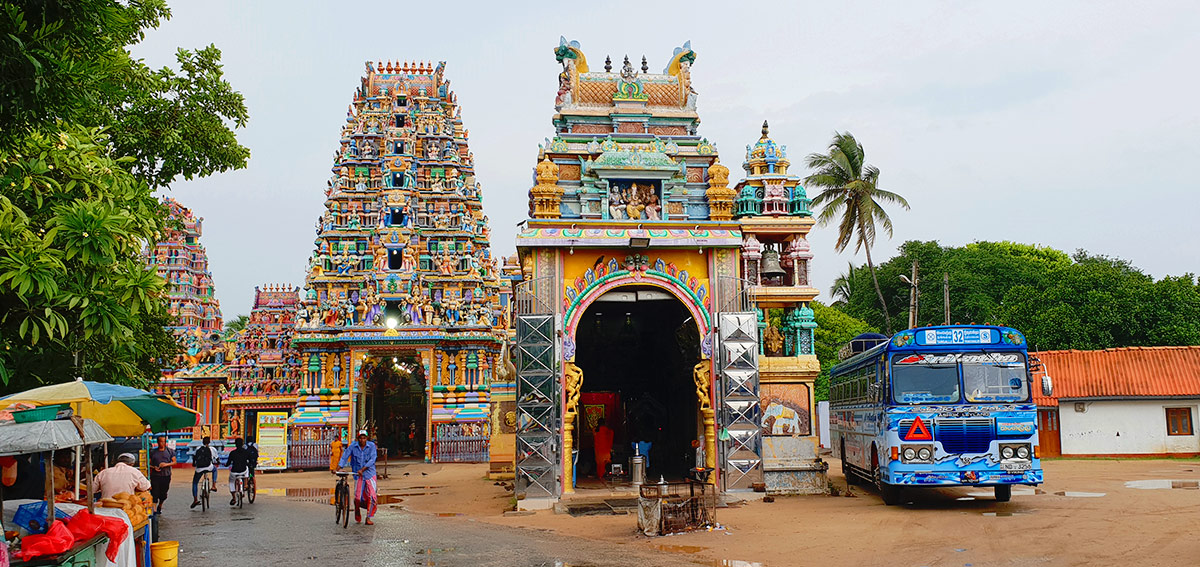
<box><xmin>360</xmin><ymin>350</ymin><xmax>427</xmax><ymax>459</ymax></box>
<box><xmin>566</xmin><ymin>284</ymin><xmax>711</xmax><ymax>490</ymax></box>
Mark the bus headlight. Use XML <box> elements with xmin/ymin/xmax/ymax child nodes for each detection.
<box><xmin>1001</xmin><ymin>446</ymin><xmax>1015</xmax><ymax>459</ymax></box>
<box><xmin>900</xmin><ymin>444</ymin><xmax>934</xmax><ymax>464</ymax></box>
<box><xmin>1016</xmin><ymin>445</ymin><xmax>1031</xmax><ymax>459</ymax></box>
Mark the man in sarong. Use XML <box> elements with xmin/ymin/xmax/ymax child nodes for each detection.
<box><xmin>338</xmin><ymin>429</ymin><xmax>378</xmax><ymax>525</ymax></box>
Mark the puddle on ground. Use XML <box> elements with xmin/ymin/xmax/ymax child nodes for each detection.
<box><xmin>1054</xmin><ymin>491</ymin><xmax>1106</xmax><ymax>497</ymax></box>
<box><xmin>415</xmin><ymin>548</ymin><xmax>456</xmax><ymax>554</ymax></box>
<box><xmin>655</xmin><ymin>545</ymin><xmax>707</xmax><ymax>554</ymax></box>
<box><xmin>1125</xmin><ymin>479</ymin><xmax>1200</xmax><ymax>490</ymax></box>
<box><xmin>436</xmin><ymin>512</ymin><xmax>463</xmax><ymax>517</ymax></box>
<box><xmin>377</xmin><ymin>495</ymin><xmax>405</xmax><ymax>504</ymax></box>
<box><xmin>716</xmin><ymin>561</ymin><xmax>763</xmax><ymax>567</ymax></box>
<box><xmin>956</xmin><ymin>497</ymin><xmax>976</xmax><ymax>501</ymax></box>
<box><xmin>982</xmin><ymin>510</ymin><xmax>1031</xmax><ymax>517</ymax></box>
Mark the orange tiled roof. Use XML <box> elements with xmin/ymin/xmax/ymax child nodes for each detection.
<box><xmin>1031</xmin><ymin>346</ymin><xmax>1200</xmax><ymax>406</ymax></box>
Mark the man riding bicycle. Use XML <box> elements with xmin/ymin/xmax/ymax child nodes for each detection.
<box><xmin>190</xmin><ymin>436</ymin><xmax>218</xmax><ymax>509</ymax></box>
<box><xmin>226</xmin><ymin>438</ymin><xmax>253</xmax><ymax>506</ymax></box>
<box><xmin>336</xmin><ymin>429</ymin><xmax>378</xmax><ymax>525</ymax></box>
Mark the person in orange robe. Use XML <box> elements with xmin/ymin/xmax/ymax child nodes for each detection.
<box><xmin>329</xmin><ymin>430</ymin><xmax>344</xmax><ymax>473</ymax></box>
<box><xmin>593</xmin><ymin>418</ymin><xmax>614</xmax><ymax>479</ymax></box>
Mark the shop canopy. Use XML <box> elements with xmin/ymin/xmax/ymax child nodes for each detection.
<box><xmin>0</xmin><ymin>418</ymin><xmax>113</xmax><ymax>457</ymax></box>
<box><xmin>1</xmin><ymin>379</ymin><xmax>199</xmax><ymax>437</ymax></box>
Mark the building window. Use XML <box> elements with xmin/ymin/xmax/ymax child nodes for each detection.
<box><xmin>1167</xmin><ymin>407</ymin><xmax>1194</xmax><ymax>436</ymax></box>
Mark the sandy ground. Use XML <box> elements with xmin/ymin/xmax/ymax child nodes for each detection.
<box><xmin>178</xmin><ymin>458</ymin><xmax>1200</xmax><ymax>566</ymax></box>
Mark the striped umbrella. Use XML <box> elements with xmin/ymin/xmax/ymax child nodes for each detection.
<box><xmin>1</xmin><ymin>379</ymin><xmax>199</xmax><ymax>436</ymax></box>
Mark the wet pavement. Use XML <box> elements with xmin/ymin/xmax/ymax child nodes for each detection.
<box><xmin>157</xmin><ymin>490</ymin><xmax>701</xmax><ymax>567</ymax></box>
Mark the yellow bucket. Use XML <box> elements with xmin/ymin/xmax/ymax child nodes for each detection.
<box><xmin>150</xmin><ymin>541</ymin><xmax>179</xmax><ymax>567</ymax></box>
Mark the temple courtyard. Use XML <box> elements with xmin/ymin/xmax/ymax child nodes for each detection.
<box><xmin>157</xmin><ymin>458</ymin><xmax>1200</xmax><ymax>566</ymax></box>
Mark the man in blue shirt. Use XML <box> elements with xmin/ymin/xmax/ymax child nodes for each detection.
<box><xmin>337</xmin><ymin>429</ymin><xmax>378</xmax><ymax>525</ymax></box>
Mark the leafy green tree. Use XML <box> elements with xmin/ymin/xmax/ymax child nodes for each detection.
<box><xmin>0</xmin><ymin>1</ymin><xmax>248</xmax><ymax>388</ymax></box>
<box><xmin>812</xmin><ymin>301</ymin><xmax>876</xmax><ymax>401</ymax></box>
<box><xmin>805</xmin><ymin>132</ymin><xmax>909</xmax><ymax>334</ymax></box>
<box><xmin>832</xmin><ymin>240</ymin><xmax>1200</xmax><ymax>351</ymax></box>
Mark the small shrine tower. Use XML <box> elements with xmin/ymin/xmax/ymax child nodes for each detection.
<box><xmin>733</xmin><ymin>122</ymin><xmax>826</xmax><ymax>494</ymax></box>
<box><xmin>292</xmin><ymin>61</ymin><xmax>506</xmax><ymax>463</ymax></box>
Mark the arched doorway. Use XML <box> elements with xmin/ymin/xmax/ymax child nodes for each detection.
<box><xmin>572</xmin><ymin>285</ymin><xmax>704</xmax><ymax>486</ymax></box>
<box><xmin>361</xmin><ymin>352</ymin><xmax>426</xmax><ymax>458</ymax></box>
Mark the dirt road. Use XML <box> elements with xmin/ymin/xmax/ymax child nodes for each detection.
<box><xmin>223</xmin><ymin>458</ymin><xmax>1200</xmax><ymax>566</ymax></box>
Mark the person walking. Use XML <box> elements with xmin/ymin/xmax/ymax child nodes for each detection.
<box><xmin>337</xmin><ymin>430</ymin><xmax>378</xmax><ymax>525</ymax></box>
<box><xmin>190</xmin><ymin>436</ymin><xmax>218</xmax><ymax>509</ymax></box>
<box><xmin>149</xmin><ymin>435</ymin><xmax>176</xmax><ymax>513</ymax></box>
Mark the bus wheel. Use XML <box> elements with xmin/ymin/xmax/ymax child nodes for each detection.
<box><xmin>994</xmin><ymin>485</ymin><xmax>1012</xmax><ymax>502</ymax></box>
<box><xmin>872</xmin><ymin>446</ymin><xmax>900</xmax><ymax>506</ymax></box>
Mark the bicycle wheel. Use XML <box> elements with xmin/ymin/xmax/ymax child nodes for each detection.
<box><xmin>334</xmin><ymin>483</ymin><xmax>343</xmax><ymax>525</ymax></box>
<box><xmin>236</xmin><ymin>479</ymin><xmax>244</xmax><ymax>508</ymax></box>
<box><xmin>339</xmin><ymin>483</ymin><xmax>350</xmax><ymax>528</ymax></box>
<box><xmin>200</xmin><ymin>478</ymin><xmax>210</xmax><ymax>511</ymax></box>
<box><xmin>247</xmin><ymin>476</ymin><xmax>256</xmax><ymax>504</ymax></box>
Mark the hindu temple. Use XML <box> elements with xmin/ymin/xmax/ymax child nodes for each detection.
<box><xmin>510</xmin><ymin>39</ymin><xmax>825</xmax><ymax>505</ymax></box>
<box><xmin>149</xmin><ymin>198</ymin><xmax>225</xmax><ymax>435</ymax></box>
<box><xmin>291</xmin><ymin>60</ymin><xmax>508</xmax><ymax>464</ymax></box>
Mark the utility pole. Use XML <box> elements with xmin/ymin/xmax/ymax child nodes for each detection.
<box><xmin>943</xmin><ymin>272</ymin><xmax>950</xmax><ymax>325</ymax></box>
<box><xmin>900</xmin><ymin>260</ymin><xmax>920</xmax><ymax>329</ymax></box>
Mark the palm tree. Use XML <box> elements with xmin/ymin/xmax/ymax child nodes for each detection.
<box><xmin>223</xmin><ymin>314</ymin><xmax>249</xmax><ymax>340</ymax></box>
<box><xmin>805</xmin><ymin>132</ymin><xmax>909</xmax><ymax>334</ymax></box>
<box><xmin>831</xmin><ymin>262</ymin><xmax>856</xmax><ymax>307</ymax></box>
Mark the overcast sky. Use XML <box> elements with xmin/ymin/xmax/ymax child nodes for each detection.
<box><xmin>134</xmin><ymin>1</ymin><xmax>1200</xmax><ymax>319</ymax></box>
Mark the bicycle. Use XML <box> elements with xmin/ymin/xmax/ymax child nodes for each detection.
<box><xmin>232</xmin><ymin>473</ymin><xmax>250</xmax><ymax>508</ymax></box>
<box><xmin>333</xmin><ymin>470</ymin><xmax>352</xmax><ymax>528</ymax></box>
<box><xmin>198</xmin><ymin>473</ymin><xmax>211</xmax><ymax>512</ymax></box>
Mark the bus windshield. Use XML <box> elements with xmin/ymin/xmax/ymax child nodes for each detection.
<box><xmin>962</xmin><ymin>353</ymin><xmax>1029</xmax><ymax>402</ymax></box>
<box><xmin>891</xmin><ymin>354</ymin><xmax>959</xmax><ymax>404</ymax></box>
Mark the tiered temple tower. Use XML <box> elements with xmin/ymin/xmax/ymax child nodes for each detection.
<box><xmin>292</xmin><ymin>61</ymin><xmax>506</xmax><ymax>463</ymax></box>
<box><xmin>733</xmin><ymin>122</ymin><xmax>824</xmax><ymax>494</ymax></box>
<box><xmin>149</xmin><ymin>198</ymin><xmax>225</xmax><ymax>434</ymax></box>
<box><xmin>221</xmin><ymin>284</ymin><xmax>302</xmax><ymax>447</ymax></box>
<box><xmin>510</xmin><ymin>39</ymin><xmax>824</xmax><ymax>506</ymax></box>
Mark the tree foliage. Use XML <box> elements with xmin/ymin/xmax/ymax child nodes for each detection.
<box><xmin>812</xmin><ymin>301</ymin><xmax>876</xmax><ymax>401</ymax></box>
<box><xmin>833</xmin><ymin>241</ymin><xmax>1200</xmax><ymax>351</ymax></box>
<box><xmin>0</xmin><ymin>1</ymin><xmax>248</xmax><ymax>389</ymax></box>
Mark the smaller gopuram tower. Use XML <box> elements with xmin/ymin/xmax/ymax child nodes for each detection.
<box><xmin>222</xmin><ymin>284</ymin><xmax>302</xmax><ymax>459</ymax></box>
<box><xmin>733</xmin><ymin>121</ymin><xmax>826</xmax><ymax>494</ymax></box>
<box><xmin>148</xmin><ymin>198</ymin><xmax>225</xmax><ymax>435</ymax></box>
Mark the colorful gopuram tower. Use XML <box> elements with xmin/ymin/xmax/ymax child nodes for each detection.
<box><xmin>292</xmin><ymin>60</ymin><xmax>506</xmax><ymax>464</ymax></box>
<box><xmin>221</xmin><ymin>284</ymin><xmax>302</xmax><ymax>456</ymax></box>
<box><xmin>510</xmin><ymin>39</ymin><xmax>824</xmax><ymax>505</ymax></box>
<box><xmin>149</xmin><ymin>198</ymin><xmax>225</xmax><ymax>435</ymax></box>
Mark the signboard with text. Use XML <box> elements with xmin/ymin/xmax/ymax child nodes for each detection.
<box><xmin>256</xmin><ymin>412</ymin><xmax>289</xmax><ymax>470</ymax></box>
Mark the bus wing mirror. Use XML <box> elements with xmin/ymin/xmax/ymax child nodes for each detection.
<box><xmin>1041</xmin><ymin>376</ymin><xmax>1053</xmax><ymax>397</ymax></box>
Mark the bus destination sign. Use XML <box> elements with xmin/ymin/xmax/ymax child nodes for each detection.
<box><xmin>916</xmin><ymin>328</ymin><xmax>998</xmax><ymax>346</ymax></box>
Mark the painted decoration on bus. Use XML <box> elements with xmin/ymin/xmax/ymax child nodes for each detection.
<box><xmin>256</xmin><ymin>412</ymin><xmax>289</xmax><ymax>470</ymax></box>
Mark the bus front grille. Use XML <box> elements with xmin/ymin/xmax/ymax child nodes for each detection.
<box><xmin>935</xmin><ymin>418</ymin><xmax>994</xmax><ymax>454</ymax></box>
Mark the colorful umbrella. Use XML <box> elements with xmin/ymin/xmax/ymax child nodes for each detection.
<box><xmin>1</xmin><ymin>379</ymin><xmax>199</xmax><ymax>436</ymax></box>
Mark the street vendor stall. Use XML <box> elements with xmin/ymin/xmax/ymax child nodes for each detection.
<box><xmin>0</xmin><ymin>416</ymin><xmax>147</xmax><ymax>566</ymax></box>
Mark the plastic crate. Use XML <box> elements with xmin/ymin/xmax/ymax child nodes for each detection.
<box><xmin>13</xmin><ymin>501</ymin><xmax>71</xmax><ymax>534</ymax></box>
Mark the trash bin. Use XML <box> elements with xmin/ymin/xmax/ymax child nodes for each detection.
<box><xmin>150</xmin><ymin>541</ymin><xmax>179</xmax><ymax>567</ymax></box>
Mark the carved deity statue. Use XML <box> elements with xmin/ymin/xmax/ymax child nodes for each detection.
<box><xmin>765</xmin><ymin>324</ymin><xmax>784</xmax><ymax>356</ymax></box>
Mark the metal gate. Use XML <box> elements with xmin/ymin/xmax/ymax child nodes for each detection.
<box><xmin>717</xmin><ymin>312</ymin><xmax>763</xmax><ymax>491</ymax></box>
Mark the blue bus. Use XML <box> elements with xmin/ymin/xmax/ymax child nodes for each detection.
<box><xmin>829</xmin><ymin>325</ymin><xmax>1048</xmax><ymax>505</ymax></box>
